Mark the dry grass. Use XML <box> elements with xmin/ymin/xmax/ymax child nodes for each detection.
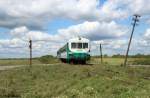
<box><xmin>0</xmin><ymin>62</ymin><xmax>149</xmax><ymax>98</ymax></box>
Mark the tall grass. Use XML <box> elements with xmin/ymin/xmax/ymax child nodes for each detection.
<box><xmin>0</xmin><ymin>63</ymin><xmax>149</xmax><ymax>98</ymax></box>
<box><xmin>0</xmin><ymin>56</ymin><xmax>60</xmax><ymax>66</ymax></box>
<box><xmin>130</xmin><ymin>58</ymin><xmax>150</xmax><ymax>65</ymax></box>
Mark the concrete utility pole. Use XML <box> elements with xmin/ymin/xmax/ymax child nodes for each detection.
<box><xmin>124</xmin><ymin>14</ymin><xmax>140</xmax><ymax>66</ymax></box>
<box><xmin>29</xmin><ymin>39</ymin><xmax>32</xmax><ymax>66</ymax></box>
<box><xmin>100</xmin><ymin>44</ymin><xmax>103</xmax><ymax>63</ymax></box>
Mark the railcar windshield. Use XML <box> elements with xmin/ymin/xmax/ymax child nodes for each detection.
<box><xmin>83</xmin><ymin>43</ymin><xmax>88</xmax><ymax>48</ymax></box>
<box><xmin>78</xmin><ymin>43</ymin><xmax>82</xmax><ymax>49</ymax></box>
<box><xmin>71</xmin><ymin>43</ymin><xmax>77</xmax><ymax>48</ymax></box>
<box><xmin>71</xmin><ymin>43</ymin><xmax>88</xmax><ymax>49</ymax></box>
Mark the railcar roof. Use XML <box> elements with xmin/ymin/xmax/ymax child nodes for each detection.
<box><xmin>68</xmin><ymin>37</ymin><xmax>89</xmax><ymax>42</ymax></box>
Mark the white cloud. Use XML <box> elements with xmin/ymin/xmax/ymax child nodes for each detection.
<box><xmin>138</xmin><ymin>28</ymin><xmax>150</xmax><ymax>48</ymax></box>
<box><xmin>144</xmin><ymin>29</ymin><xmax>150</xmax><ymax>40</ymax></box>
<box><xmin>102</xmin><ymin>0</ymin><xmax>150</xmax><ymax>16</ymax></box>
<box><xmin>128</xmin><ymin>0</ymin><xmax>150</xmax><ymax>15</ymax></box>
<box><xmin>7</xmin><ymin>20</ymin><xmax>127</xmax><ymax>52</ymax></box>
<box><xmin>10</xmin><ymin>26</ymin><xmax>28</xmax><ymax>37</ymax></box>
<box><xmin>57</xmin><ymin>21</ymin><xmax>127</xmax><ymax>40</ymax></box>
<box><xmin>2</xmin><ymin>0</ymin><xmax>150</xmax><ymax>29</ymax></box>
<box><xmin>8</xmin><ymin>21</ymin><xmax>126</xmax><ymax>42</ymax></box>
<box><xmin>0</xmin><ymin>0</ymin><xmax>150</xmax><ymax>57</ymax></box>
<box><xmin>0</xmin><ymin>26</ymin><xmax>65</xmax><ymax>57</ymax></box>
<box><xmin>100</xmin><ymin>0</ymin><xmax>129</xmax><ymax>21</ymax></box>
<box><xmin>0</xmin><ymin>21</ymin><xmax>128</xmax><ymax>57</ymax></box>
<box><xmin>0</xmin><ymin>0</ymin><xmax>149</xmax><ymax>30</ymax></box>
<box><xmin>10</xmin><ymin>26</ymin><xmax>55</xmax><ymax>41</ymax></box>
<box><xmin>0</xmin><ymin>0</ymin><xmax>101</xmax><ymax>29</ymax></box>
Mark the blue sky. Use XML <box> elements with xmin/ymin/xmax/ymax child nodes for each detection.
<box><xmin>46</xmin><ymin>19</ymin><xmax>78</xmax><ymax>34</ymax></box>
<box><xmin>0</xmin><ymin>0</ymin><xmax>149</xmax><ymax>58</ymax></box>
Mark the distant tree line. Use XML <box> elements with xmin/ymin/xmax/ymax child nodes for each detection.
<box><xmin>93</xmin><ymin>54</ymin><xmax>108</xmax><ymax>58</ymax></box>
<box><xmin>112</xmin><ymin>53</ymin><xmax>150</xmax><ymax>58</ymax></box>
<box><xmin>93</xmin><ymin>53</ymin><xmax>150</xmax><ymax>58</ymax></box>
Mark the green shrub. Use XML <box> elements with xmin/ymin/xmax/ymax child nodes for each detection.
<box><xmin>132</xmin><ymin>58</ymin><xmax>150</xmax><ymax>65</ymax></box>
<box><xmin>38</xmin><ymin>55</ymin><xmax>59</xmax><ymax>64</ymax></box>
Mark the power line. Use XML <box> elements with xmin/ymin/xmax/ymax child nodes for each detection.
<box><xmin>1</xmin><ymin>46</ymin><xmax>26</xmax><ymax>49</ymax></box>
<box><xmin>22</xmin><ymin>39</ymin><xmax>65</xmax><ymax>43</ymax></box>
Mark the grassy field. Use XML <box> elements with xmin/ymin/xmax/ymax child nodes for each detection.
<box><xmin>0</xmin><ymin>59</ymin><xmax>41</xmax><ymax>66</ymax></box>
<box><xmin>0</xmin><ymin>57</ymin><xmax>149</xmax><ymax>66</ymax></box>
<box><xmin>90</xmin><ymin>57</ymin><xmax>125</xmax><ymax>65</ymax></box>
<box><xmin>0</xmin><ymin>58</ymin><xmax>60</xmax><ymax>66</ymax></box>
<box><xmin>0</xmin><ymin>62</ymin><xmax>149</xmax><ymax>98</ymax></box>
<box><xmin>90</xmin><ymin>57</ymin><xmax>150</xmax><ymax>65</ymax></box>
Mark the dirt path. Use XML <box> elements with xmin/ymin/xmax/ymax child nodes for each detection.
<box><xmin>0</xmin><ymin>65</ymin><xmax>26</xmax><ymax>71</ymax></box>
<box><xmin>0</xmin><ymin>63</ymin><xmax>61</xmax><ymax>71</ymax></box>
<box><xmin>128</xmin><ymin>65</ymin><xmax>150</xmax><ymax>67</ymax></box>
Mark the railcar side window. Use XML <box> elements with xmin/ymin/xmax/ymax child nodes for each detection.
<box><xmin>83</xmin><ymin>43</ymin><xmax>88</xmax><ymax>48</ymax></box>
<box><xmin>71</xmin><ymin>43</ymin><xmax>76</xmax><ymax>48</ymax></box>
<box><xmin>78</xmin><ymin>43</ymin><xmax>82</xmax><ymax>49</ymax></box>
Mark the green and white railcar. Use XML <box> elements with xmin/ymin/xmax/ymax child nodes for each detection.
<box><xmin>57</xmin><ymin>37</ymin><xmax>90</xmax><ymax>64</ymax></box>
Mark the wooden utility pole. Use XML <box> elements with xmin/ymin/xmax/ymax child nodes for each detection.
<box><xmin>29</xmin><ymin>39</ymin><xmax>32</xmax><ymax>66</ymax></box>
<box><xmin>124</xmin><ymin>14</ymin><xmax>140</xmax><ymax>66</ymax></box>
<box><xmin>100</xmin><ymin>44</ymin><xmax>103</xmax><ymax>63</ymax></box>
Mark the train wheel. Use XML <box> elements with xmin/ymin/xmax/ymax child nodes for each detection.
<box><xmin>81</xmin><ymin>60</ymin><xmax>86</xmax><ymax>65</ymax></box>
<box><xmin>73</xmin><ymin>60</ymin><xmax>77</xmax><ymax>64</ymax></box>
<box><xmin>70</xmin><ymin>59</ymin><xmax>74</xmax><ymax>64</ymax></box>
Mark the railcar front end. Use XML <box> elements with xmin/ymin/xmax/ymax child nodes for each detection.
<box><xmin>57</xmin><ymin>37</ymin><xmax>90</xmax><ymax>64</ymax></box>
